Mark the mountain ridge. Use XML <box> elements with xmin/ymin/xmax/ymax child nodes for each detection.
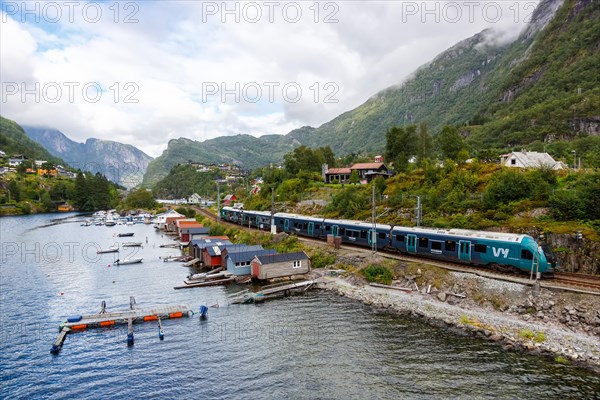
<box><xmin>23</xmin><ymin>126</ymin><xmax>153</xmax><ymax>189</ymax></box>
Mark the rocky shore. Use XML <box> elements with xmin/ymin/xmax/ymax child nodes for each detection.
<box><xmin>312</xmin><ymin>270</ymin><xmax>600</xmax><ymax>373</ymax></box>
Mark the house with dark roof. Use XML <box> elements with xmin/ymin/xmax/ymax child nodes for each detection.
<box><xmin>188</xmin><ymin>238</ymin><xmax>232</xmax><ymax>259</ymax></box>
<box><xmin>324</xmin><ymin>167</ymin><xmax>352</xmax><ymax>184</ymax></box>
<box><xmin>203</xmin><ymin>244</ymin><xmax>265</xmax><ymax>269</ymax></box>
<box><xmin>350</xmin><ymin>162</ymin><xmax>392</xmax><ymax>182</ymax></box>
<box><xmin>225</xmin><ymin>248</ymin><xmax>276</xmax><ymax>276</ymax></box>
<box><xmin>179</xmin><ymin>226</ymin><xmax>210</xmax><ymax>243</ymax></box>
<box><xmin>251</xmin><ymin>251</ymin><xmax>311</xmax><ymax>280</ymax></box>
<box><xmin>322</xmin><ymin>161</ymin><xmax>392</xmax><ymax>184</ymax></box>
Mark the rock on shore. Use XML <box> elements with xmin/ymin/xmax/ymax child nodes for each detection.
<box><xmin>315</xmin><ymin>273</ymin><xmax>600</xmax><ymax>372</ymax></box>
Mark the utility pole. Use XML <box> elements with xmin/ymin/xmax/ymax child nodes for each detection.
<box><xmin>416</xmin><ymin>195</ymin><xmax>421</xmax><ymax>227</ymax></box>
<box><xmin>372</xmin><ymin>184</ymin><xmax>376</xmax><ymax>254</ymax></box>
<box><xmin>216</xmin><ymin>181</ymin><xmax>220</xmax><ymax>222</ymax></box>
<box><xmin>271</xmin><ymin>187</ymin><xmax>276</xmax><ymax>234</ymax></box>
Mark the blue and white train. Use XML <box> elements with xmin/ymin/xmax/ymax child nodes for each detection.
<box><xmin>220</xmin><ymin>206</ymin><xmax>557</xmax><ymax>275</ymax></box>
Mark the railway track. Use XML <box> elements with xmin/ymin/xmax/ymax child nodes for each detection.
<box><xmin>552</xmin><ymin>272</ymin><xmax>600</xmax><ymax>291</ymax></box>
<box><xmin>195</xmin><ymin>207</ymin><xmax>600</xmax><ymax>295</ymax></box>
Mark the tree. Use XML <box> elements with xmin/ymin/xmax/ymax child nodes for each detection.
<box><xmin>483</xmin><ymin>170</ymin><xmax>531</xmax><ymax>208</ymax></box>
<box><xmin>384</xmin><ymin>125</ymin><xmax>417</xmax><ymax>172</ymax></box>
<box><xmin>7</xmin><ymin>180</ymin><xmax>20</xmax><ymax>202</ymax></box>
<box><xmin>73</xmin><ymin>172</ymin><xmax>88</xmax><ymax>210</ymax></box>
<box><xmin>349</xmin><ymin>170</ymin><xmax>360</xmax><ymax>184</ymax></box>
<box><xmin>549</xmin><ymin>191</ymin><xmax>584</xmax><ymax>220</ymax></box>
<box><xmin>437</xmin><ymin>125</ymin><xmax>465</xmax><ymax>161</ymax></box>
<box><xmin>125</xmin><ymin>188</ymin><xmax>157</xmax><ymax>209</ymax></box>
<box><xmin>416</xmin><ymin>122</ymin><xmax>433</xmax><ymax>166</ymax></box>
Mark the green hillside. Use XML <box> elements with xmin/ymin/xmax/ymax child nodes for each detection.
<box><xmin>143</xmin><ymin>0</ymin><xmax>599</xmax><ymax>186</ymax></box>
<box><xmin>142</xmin><ymin>134</ymin><xmax>300</xmax><ymax>186</ymax></box>
<box><xmin>0</xmin><ymin>116</ymin><xmax>65</xmax><ymax>165</ymax></box>
<box><xmin>470</xmin><ymin>0</ymin><xmax>600</xmax><ymax>146</ymax></box>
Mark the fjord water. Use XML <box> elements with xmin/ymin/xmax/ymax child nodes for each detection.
<box><xmin>1</xmin><ymin>214</ymin><xmax>599</xmax><ymax>399</ymax></box>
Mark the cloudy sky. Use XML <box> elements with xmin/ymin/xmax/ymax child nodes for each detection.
<box><xmin>1</xmin><ymin>1</ymin><xmax>537</xmax><ymax>157</ymax></box>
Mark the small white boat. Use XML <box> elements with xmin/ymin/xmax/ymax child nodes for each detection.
<box><xmin>97</xmin><ymin>246</ymin><xmax>119</xmax><ymax>254</ymax></box>
<box><xmin>122</xmin><ymin>242</ymin><xmax>143</xmax><ymax>247</ymax></box>
<box><xmin>114</xmin><ymin>257</ymin><xmax>143</xmax><ymax>265</ymax></box>
<box><xmin>185</xmin><ymin>271</ymin><xmax>232</xmax><ymax>285</ymax></box>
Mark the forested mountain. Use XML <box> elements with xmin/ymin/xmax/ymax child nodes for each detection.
<box><xmin>142</xmin><ymin>133</ymin><xmax>302</xmax><ymax>186</ymax></box>
<box><xmin>0</xmin><ymin>116</ymin><xmax>65</xmax><ymax>165</ymax></box>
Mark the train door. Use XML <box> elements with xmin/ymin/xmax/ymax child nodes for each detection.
<box><xmin>332</xmin><ymin>225</ymin><xmax>339</xmax><ymax>236</ymax></box>
<box><xmin>308</xmin><ymin>222</ymin><xmax>314</xmax><ymax>236</ymax></box>
<box><xmin>367</xmin><ymin>229</ymin><xmax>375</xmax><ymax>246</ymax></box>
<box><xmin>406</xmin><ymin>234</ymin><xmax>417</xmax><ymax>253</ymax></box>
<box><xmin>459</xmin><ymin>241</ymin><xmax>471</xmax><ymax>261</ymax></box>
<box><xmin>284</xmin><ymin>219</ymin><xmax>290</xmax><ymax>232</ymax></box>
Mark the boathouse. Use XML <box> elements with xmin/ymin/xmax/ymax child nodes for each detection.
<box><xmin>203</xmin><ymin>244</ymin><xmax>265</xmax><ymax>269</ymax></box>
<box><xmin>251</xmin><ymin>251</ymin><xmax>311</xmax><ymax>280</ymax></box>
<box><xmin>179</xmin><ymin>227</ymin><xmax>209</xmax><ymax>243</ymax></box>
<box><xmin>189</xmin><ymin>238</ymin><xmax>232</xmax><ymax>259</ymax></box>
<box><xmin>224</xmin><ymin>248</ymin><xmax>276</xmax><ymax>276</ymax></box>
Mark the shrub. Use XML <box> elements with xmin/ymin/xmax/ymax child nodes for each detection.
<box><xmin>309</xmin><ymin>250</ymin><xmax>337</xmax><ymax>269</ymax></box>
<box><xmin>361</xmin><ymin>264</ymin><xmax>393</xmax><ymax>285</ymax></box>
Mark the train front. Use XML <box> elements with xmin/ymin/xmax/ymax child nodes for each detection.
<box><xmin>524</xmin><ymin>236</ymin><xmax>558</xmax><ymax>275</ymax></box>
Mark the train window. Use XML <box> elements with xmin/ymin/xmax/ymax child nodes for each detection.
<box><xmin>361</xmin><ymin>231</ymin><xmax>367</xmax><ymax>239</ymax></box>
<box><xmin>418</xmin><ymin>237</ymin><xmax>428</xmax><ymax>248</ymax></box>
<box><xmin>340</xmin><ymin>228</ymin><xmax>346</xmax><ymax>236</ymax></box>
<box><xmin>303</xmin><ymin>223</ymin><xmax>308</xmax><ymax>230</ymax></box>
<box><xmin>474</xmin><ymin>244</ymin><xmax>487</xmax><ymax>253</ymax></box>
<box><xmin>395</xmin><ymin>234</ymin><xmax>405</xmax><ymax>242</ymax></box>
<box><xmin>315</xmin><ymin>224</ymin><xmax>320</xmax><ymax>229</ymax></box>
<box><xmin>378</xmin><ymin>232</ymin><xmax>386</xmax><ymax>239</ymax></box>
<box><xmin>445</xmin><ymin>241</ymin><xmax>456</xmax><ymax>252</ymax></box>
<box><xmin>431</xmin><ymin>241</ymin><xmax>442</xmax><ymax>251</ymax></box>
<box><xmin>521</xmin><ymin>249</ymin><xmax>533</xmax><ymax>260</ymax></box>
<box><xmin>326</xmin><ymin>226</ymin><xmax>331</xmax><ymax>232</ymax></box>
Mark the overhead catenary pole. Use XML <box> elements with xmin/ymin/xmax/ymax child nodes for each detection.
<box><xmin>416</xmin><ymin>195</ymin><xmax>421</xmax><ymax>227</ymax></box>
<box><xmin>216</xmin><ymin>181</ymin><xmax>220</xmax><ymax>223</ymax></box>
<box><xmin>372</xmin><ymin>184</ymin><xmax>376</xmax><ymax>254</ymax></box>
<box><xmin>271</xmin><ymin>187</ymin><xmax>276</xmax><ymax>234</ymax></box>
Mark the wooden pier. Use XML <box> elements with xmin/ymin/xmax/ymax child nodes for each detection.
<box><xmin>228</xmin><ymin>279</ymin><xmax>317</xmax><ymax>304</ymax></box>
<box><xmin>51</xmin><ymin>300</ymin><xmax>193</xmax><ymax>354</ymax></box>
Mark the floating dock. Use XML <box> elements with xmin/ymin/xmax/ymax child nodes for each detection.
<box><xmin>51</xmin><ymin>300</ymin><xmax>193</xmax><ymax>354</ymax></box>
<box><xmin>174</xmin><ymin>276</ymin><xmax>235</xmax><ymax>289</ymax></box>
<box><xmin>228</xmin><ymin>279</ymin><xmax>317</xmax><ymax>304</ymax></box>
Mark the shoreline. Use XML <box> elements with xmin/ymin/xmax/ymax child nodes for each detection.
<box><xmin>313</xmin><ymin>272</ymin><xmax>600</xmax><ymax>373</ymax></box>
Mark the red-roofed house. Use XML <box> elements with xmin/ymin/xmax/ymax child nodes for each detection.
<box><xmin>223</xmin><ymin>194</ymin><xmax>237</xmax><ymax>206</ymax></box>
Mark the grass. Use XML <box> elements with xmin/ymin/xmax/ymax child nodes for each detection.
<box><xmin>518</xmin><ymin>328</ymin><xmax>546</xmax><ymax>343</ymax></box>
<box><xmin>554</xmin><ymin>355</ymin><xmax>570</xmax><ymax>364</ymax></box>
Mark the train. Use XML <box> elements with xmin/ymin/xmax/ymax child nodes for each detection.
<box><xmin>220</xmin><ymin>206</ymin><xmax>558</xmax><ymax>276</ymax></box>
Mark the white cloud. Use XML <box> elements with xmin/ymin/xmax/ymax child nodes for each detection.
<box><xmin>1</xmin><ymin>1</ymin><xmax>536</xmax><ymax>157</ymax></box>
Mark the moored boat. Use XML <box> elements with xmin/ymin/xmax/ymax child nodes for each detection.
<box><xmin>97</xmin><ymin>246</ymin><xmax>119</xmax><ymax>254</ymax></box>
<box><xmin>122</xmin><ymin>242</ymin><xmax>143</xmax><ymax>247</ymax></box>
<box><xmin>114</xmin><ymin>258</ymin><xmax>143</xmax><ymax>265</ymax></box>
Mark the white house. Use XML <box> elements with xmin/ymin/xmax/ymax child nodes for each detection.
<box><xmin>8</xmin><ymin>157</ymin><xmax>24</xmax><ymax>167</ymax></box>
<box><xmin>188</xmin><ymin>193</ymin><xmax>202</xmax><ymax>204</ymax></box>
<box><xmin>151</xmin><ymin>209</ymin><xmax>184</xmax><ymax>229</ymax></box>
<box><xmin>0</xmin><ymin>150</ymin><xmax>6</xmax><ymax>157</ymax></box>
<box><xmin>500</xmin><ymin>151</ymin><xmax>564</xmax><ymax>170</ymax></box>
